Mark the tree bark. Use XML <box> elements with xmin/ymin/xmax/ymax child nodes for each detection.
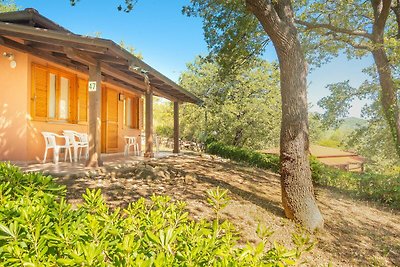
<box><xmin>245</xmin><ymin>0</ymin><xmax>324</xmax><ymax>231</ymax></box>
<box><xmin>371</xmin><ymin>48</ymin><xmax>400</xmax><ymax>155</ymax></box>
<box><xmin>371</xmin><ymin>0</ymin><xmax>400</xmax><ymax>156</ymax></box>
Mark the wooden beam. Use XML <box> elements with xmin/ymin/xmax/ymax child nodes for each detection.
<box><xmin>28</xmin><ymin>41</ymin><xmax>108</xmax><ymax>54</ymax></box>
<box><xmin>26</xmin><ymin>42</ymin><xmax>63</xmax><ymax>52</ymax></box>
<box><xmin>63</xmin><ymin>46</ymin><xmax>98</xmax><ymax>66</ymax></box>
<box><xmin>95</xmin><ymin>54</ymin><xmax>128</xmax><ymax>65</ymax></box>
<box><xmin>144</xmin><ymin>80</ymin><xmax>154</xmax><ymax>158</ymax></box>
<box><xmin>101</xmin><ymin>63</ymin><xmax>146</xmax><ymax>90</ymax></box>
<box><xmin>0</xmin><ymin>21</ymin><xmax>112</xmax><ymax>50</ymax></box>
<box><xmin>102</xmin><ymin>76</ymin><xmax>144</xmax><ymax>96</ymax></box>
<box><xmin>0</xmin><ymin>36</ymin><xmax>88</xmax><ymax>73</ymax></box>
<box><xmin>86</xmin><ymin>61</ymin><xmax>103</xmax><ymax>167</ymax></box>
<box><xmin>173</xmin><ymin>101</ymin><xmax>180</xmax><ymax>154</ymax></box>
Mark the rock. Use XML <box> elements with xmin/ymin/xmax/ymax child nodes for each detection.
<box><xmin>184</xmin><ymin>173</ymin><xmax>198</xmax><ymax>184</ymax></box>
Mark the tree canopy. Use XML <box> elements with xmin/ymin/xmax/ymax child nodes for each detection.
<box><xmin>177</xmin><ymin>57</ymin><xmax>281</xmax><ymax>149</ymax></box>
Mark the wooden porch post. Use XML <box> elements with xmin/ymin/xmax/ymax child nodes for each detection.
<box><xmin>144</xmin><ymin>78</ymin><xmax>154</xmax><ymax>158</ymax></box>
<box><xmin>86</xmin><ymin>61</ymin><xmax>103</xmax><ymax>167</ymax></box>
<box><xmin>173</xmin><ymin>101</ymin><xmax>180</xmax><ymax>154</ymax></box>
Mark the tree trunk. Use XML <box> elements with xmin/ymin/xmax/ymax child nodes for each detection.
<box><xmin>371</xmin><ymin>0</ymin><xmax>400</xmax><ymax>156</ymax></box>
<box><xmin>277</xmin><ymin>39</ymin><xmax>324</xmax><ymax>231</ymax></box>
<box><xmin>371</xmin><ymin>48</ymin><xmax>400</xmax><ymax>155</ymax></box>
<box><xmin>245</xmin><ymin>0</ymin><xmax>324</xmax><ymax>231</ymax></box>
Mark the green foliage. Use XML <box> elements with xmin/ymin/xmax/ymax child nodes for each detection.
<box><xmin>153</xmin><ymin>98</ymin><xmax>174</xmax><ymax>138</ymax></box>
<box><xmin>0</xmin><ymin>162</ymin><xmax>309</xmax><ymax>266</ymax></box>
<box><xmin>183</xmin><ymin>0</ymin><xmax>267</xmax><ymax>76</ymax></box>
<box><xmin>317</xmin><ymin>81</ymin><xmax>358</xmax><ymax>128</ymax></box>
<box><xmin>206</xmin><ymin>141</ymin><xmax>280</xmax><ymax>172</ymax></box>
<box><xmin>179</xmin><ymin>57</ymin><xmax>281</xmax><ymax>149</ymax></box>
<box><xmin>318</xmin><ymin>75</ymin><xmax>400</xmax><ymax>169</ymax></box>
<box><xmin>346</xmin><ymin>119</ymin><xmax>400</xmax><ymax>173</ymax></box>
<box><xmin>0</xmin><ymin>0</ymin><xmax>18</xmax><ymax>12</ymax></box>
<box><xmin>206</xmin><ymin>142</ymin><xmax>400</xmax><ymax>209</ymax></box>
<box><xmin>206</xmin><ymin>187</ymin><xmax>230</xmax><ymax>221</ymax></box>
<box><xmin>297</xmin><ymin>0</ymin><xmax>400</xmax><ymax>160</ymax></box>
<box><xmin>310</xmin><ymin>160</ymin><xmax>400</xmax><ymax>209</ymax></box>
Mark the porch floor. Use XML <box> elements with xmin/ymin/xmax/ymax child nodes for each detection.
<box><xmin>17</xmin><ymin>151</ymin><xmax>176</xmax><ymax>177</ymax></box>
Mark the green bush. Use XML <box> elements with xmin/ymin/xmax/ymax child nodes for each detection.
<box><xmin>206</xmin><ymin>142</ymin><xmax>400</xmax><ymax>209</ymax></box>
<box><xmin>0</xmin><ymin>162</ymin><xmax>309</xmax><ymax>266</ymax></box>
<box><xmin>155</xmin><ymin>125</ymin><xmax>173</xmax><ymax>138</ymax></box>
<box><xmin>206</xmin><ymin>142</ymin><xmax>280</xmax><ymax>173</ymax></box>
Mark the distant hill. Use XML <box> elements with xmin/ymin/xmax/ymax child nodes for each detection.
<box><xmin>317</xmin><ymin>117</ymin><xmax>368</xmax><ymax>148</ymax></box>
<box><xmin>338</xmin><ymin>117</ymin><xmax>367</xmax><ymax>132</ymax></box>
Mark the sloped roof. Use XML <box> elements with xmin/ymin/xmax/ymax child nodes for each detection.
<box><xmin>318</xmin><ymin>156</ymin><xmax>364</xmax><ymax>166</ymax></box>
<box><xmin>261</xmin><ymin>145</ymin><xmax>365</xmax><ymax>162</ymax></box>
<box><xmin>0</xmin><ymin>8</ymin><xmax>201</xmax><ymax>104</ymax></box>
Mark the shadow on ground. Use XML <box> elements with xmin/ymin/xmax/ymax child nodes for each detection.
<box><xmin>55</xmin><ymin>153</ymin><xmax>400</xmax><ymax>266</ymax></box>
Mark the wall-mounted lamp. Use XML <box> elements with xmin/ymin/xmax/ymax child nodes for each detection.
<box><xmin>119</xmin><ymin>93</ymin><xmax>126</xmax><ymax>101</ymax></box>
<box><xmin>3</xmin><ymin>52</ymin><xmax>17</xmax><ymax>69</ymax></box>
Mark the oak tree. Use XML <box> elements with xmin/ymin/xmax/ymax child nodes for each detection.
<box><xmin>184</xmin><ymin>0</ymin><xmax>324</xmax><ymax>230</ymax></box>
<box><xmin>296</xmin><ymin>0</ymin><xmax>400</xmax><ymax>157</ymax></box>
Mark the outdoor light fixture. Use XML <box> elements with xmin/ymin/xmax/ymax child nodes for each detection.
<box><xmin>2</xmin><ymin>52</ymin><xmax>17</xmax><ymax>69</ymax></box>
<box><xmin>119</xmin><ymin>93</ymin><xmax>125</xmax><ymax>101</ymax></box>
<box><xmin>129</xmin><ymin>65</ymin><xmax>140</xmax><ymax>72</ymax></box>
<box><xmin>128</xmin><ymin>65</ymin><xmax>149</xmax><ymax>75</ymax></box>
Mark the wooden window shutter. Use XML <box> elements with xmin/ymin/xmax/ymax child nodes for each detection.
<box><xmin>31</xmin><ymin>64</ymin><xmax>48</xmax><ymax>119</ymax></box>
<box><xmin>67</xmin><ymin>76</ymin><xmax>77</xmax><ymax>123</ymax></box>
<box><xmin>77</xmin><ymin>78</ymin><xmax>88</xmax><ymax>122</ymax></box>
<box><xmin>139</xmin><ymin>97</ymin><xmax>144</xmax><ymax>130</ymax></box>
<box><xmin>132</xmin><ymin>97</ymin><xmax>139</xmax><ymax>129</ymax></box>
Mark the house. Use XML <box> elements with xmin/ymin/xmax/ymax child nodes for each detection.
<box><xmin>0</xmin><ymin>8</ymin><xmax>201</xmax><ymax>166</ymax></box>
<box><xmin>262</xmin><ymin>145</ymin><xmax>366</xmax><ymax>172</ymax></box>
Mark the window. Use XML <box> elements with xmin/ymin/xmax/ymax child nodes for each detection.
<box><xmin>31</xmin><ymin>64</ymin><xmax>85</xmax><ymax>123</ymax></box>
<box><xmin>125</xmin><ymin>95</ymin><xmax>139</xmax><ymax>129</ymax></box>
<box><xmin>59</xmin><ymin>76</ymin><xmax>69</xmax><ymax>120</ymax></box>
<box><xmin>48</xmin><ymin>73</ymin><xmax>56</xmax><ymax>119</ymax></box>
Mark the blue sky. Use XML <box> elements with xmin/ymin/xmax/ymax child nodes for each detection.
<box><xmin>14</xmin><ymin>0</ymin><xmax>372</xmax><ymax>118</ymax></box>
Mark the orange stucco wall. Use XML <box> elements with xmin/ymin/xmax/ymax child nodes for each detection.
<box><xmin>0</xmin><ymin>45</ymin><xmax>29</xmax><ymax>162</ymax></box>
<box><xmin>0</xmin><ymin>46</ymin><xmax>143</xmax><ymax>162</ymax></box>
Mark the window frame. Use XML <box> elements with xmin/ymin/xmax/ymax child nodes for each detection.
<box><xmin>31</xmin><ymin>63</ymin><xmax>87</xmax><ymax>124</ymax></box>
<box><xmin>124</xmin><ymin>93</ymin><xmax>140</xmax><ymax>129</ymax></box>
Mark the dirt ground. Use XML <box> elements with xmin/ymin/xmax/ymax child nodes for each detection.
<box><xmin>56</xmin><ymin>153</ymin><xmax>400</xmax><ymax>266</ymax></box>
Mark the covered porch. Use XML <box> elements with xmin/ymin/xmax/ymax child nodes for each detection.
<box><xmin>0</xmin><ymin>8</ymin><xmax>201</xmax><ymax>166</ymax></box>
<box><xmin>19</xmin><ymin>151</ymin><xmax>176</xmax><ymax>177</ymax></box>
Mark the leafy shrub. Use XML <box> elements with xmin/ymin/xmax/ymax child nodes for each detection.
<box><xmin>206</xmin><ymin>141</ymin><xmax>280</xmax><ymax>172</ymax></box>
<box><xmin>0</xmin><ymin>162</ymin><xmax>309</xmax><ymax>266</ymax></box>
<box><xmin>206</xmin><ymin>142</ymin><xmax>400</xmax><ymax>209</ymax></box>
<box><xmin>155</xmin><ymin>125</ymin><xmax>173</xmax><ymax>138</ymax></box>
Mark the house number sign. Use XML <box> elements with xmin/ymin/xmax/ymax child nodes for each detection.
<box><xmin>88</xmin><ymin>81</ymin><xmax>97</xmax><ymax>92</ymax></box>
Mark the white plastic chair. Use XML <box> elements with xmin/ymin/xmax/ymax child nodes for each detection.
<box><xmin>42</xmin><ymin>132</ymin><xmax>72</xmax><ymax>164</ymax></box>
<box><xmin>63</xmin><ymin>130</ymin><xmax>89</xmax><ymax>162</ymax></box>
<box><xmin>154</xmin><ymin>134</ymin><xmax>160</xmax><ymax>153</ymax></box>
<box><xmin>77</xmin><ymin>133</ymin><xmax>89</xmax><ymax>160</ymax></box>
<box><xmin>124</xmin><ymin>136</ymin><xmax>139</xmax><ymax>156</ymax></box>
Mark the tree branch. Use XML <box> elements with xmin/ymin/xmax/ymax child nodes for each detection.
<box><xmin>373</xmin><ymin>0</ymin><xmax>392</xmax><ymax>32</ymax></box>
<box><xmin>295</xmin><ymin>19</ymin><xmax>373</xmax><ymax>39</ymax></box>
<box><xmin>391</xmin><ymin>0</ymin><xmax>400</xmax><ymax>39</ymax></box>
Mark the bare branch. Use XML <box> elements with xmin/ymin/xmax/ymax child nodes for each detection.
<box><xmin>328</xmin><ymin>32</ymin><xmax>371</xmax><ymax>50</ymax></box>
<box><xmin>295</xmin><ymin>19</ymin><xmax>373</xmax><ymax>39</ymax></box>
